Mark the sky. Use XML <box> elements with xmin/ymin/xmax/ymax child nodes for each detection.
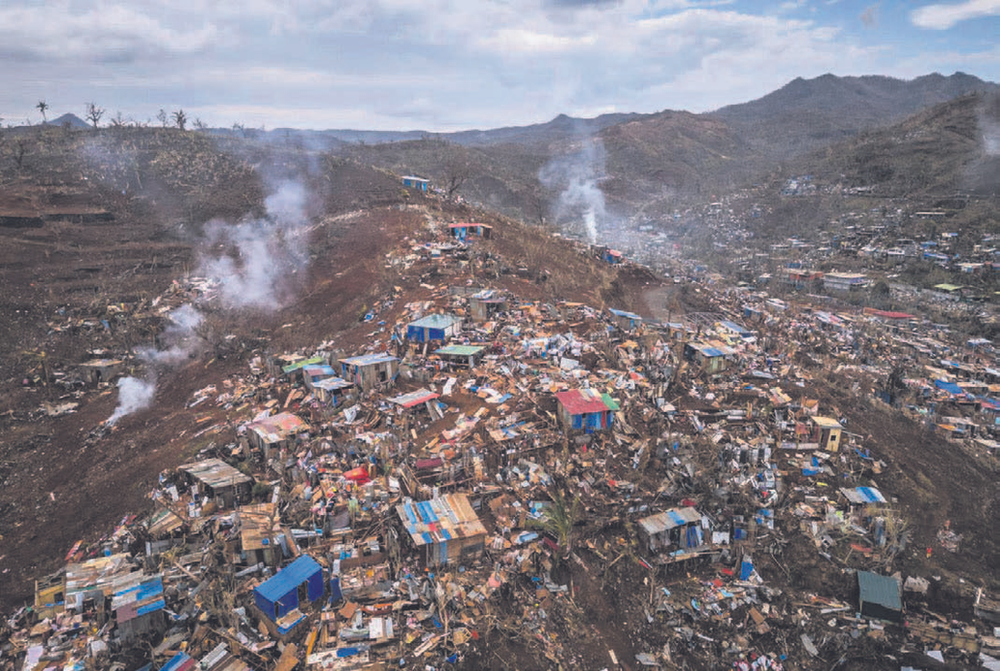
<box><xmin>2</xmin><ymin>0</ymin><xmax>999</xmax><ymax>132</ymax></box>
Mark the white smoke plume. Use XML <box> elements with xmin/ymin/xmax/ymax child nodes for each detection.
<box><xmin>539</xmin><ymin>137</ymin><xmax>608</xmax><ymax>245</ymax></box>
<box><xmin>106</xmin><ymin>304</ymin><xmax>204</xmax><ymax>425</ymax></box>
<box><xmin>107</xmin><ymin>181</ymin><xmax>313</xmax><ymax>425</ymax></box>
<box><xmin>107</xmin><ymin>376</ymin><xmax>157</xmax><ymax>426</ymax></box>
<box><xmin>137</xmin><ymin>304</ymin><xmax>205</xmax><ymax>366</ymax></box>
<box><xmin>198</xmin><ymin>181</ymin><xmax>311</xmax><ymax>309</ymax></box>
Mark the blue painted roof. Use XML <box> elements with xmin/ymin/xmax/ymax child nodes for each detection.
<box><xmin>719</xmin><ymin>320</ymin><xmax>752</xmax><ymax>335</ymax></box>
<box><xmin>254</xmin><ymin>555</ymin><xmax>322</xmax><ymax>603</ymax></box>
<box><xmin>609</xmin><ymin>308</ymin><xmax>642</xmax><ymax>320</ymax></box>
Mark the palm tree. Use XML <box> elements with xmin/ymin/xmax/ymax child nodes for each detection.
<box><xmin>529</xmin><ymin>489</ymin><xmax>581</xmax><ymax>560</ymax></box>
<box><xmin>36</xmin><ymin>100</ymin><xmax>48</xmax><ymax>123</ymax></box>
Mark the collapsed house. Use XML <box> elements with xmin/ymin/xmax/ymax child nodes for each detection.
<box><xmin>638</xmin><ymin>507</ymin><xmax>710</xmax><ymax>555</ymax></box>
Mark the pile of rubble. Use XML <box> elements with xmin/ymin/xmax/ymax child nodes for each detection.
<box><xmin>4</xmin><ymin>219</ymin><xmax>1000</xmax><ymax>671</ymax></box>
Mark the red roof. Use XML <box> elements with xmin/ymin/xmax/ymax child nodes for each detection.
<box><xmin>555</xmin><ymin>389</ymin><xmax>609</xmax><ymax>415</ymax></box>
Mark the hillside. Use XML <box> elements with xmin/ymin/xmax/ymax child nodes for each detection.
<box><xmin>711</xmin><ymin>72</ymin><xmax>1000</xmax><ymax>160</ymax></box>
<box><xmin>1</xmin><ymin>85</ymin><xmax>1000</xmax><ymax>671</ymax></box>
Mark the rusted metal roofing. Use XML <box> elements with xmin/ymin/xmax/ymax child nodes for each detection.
<box><xmin>180</xmin><ymin>458</ymin><xmax>253</xmax><ymax>490</ymax></box>
<box><xmin>246</xmin><ymin>412</ymin><xmax>310</xmax><ymax>444</ymax></box>
<box><xmin>396</xmin><ymin>494</ymin><xmax>486</xmax><ymax>548</ymax></box>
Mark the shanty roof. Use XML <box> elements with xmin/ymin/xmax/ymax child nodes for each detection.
<box><xmin>396</xmin><ymin>494</ymin><xmax>487</xmax><ymax>547</ymax></box>
<box><xmin>65</xmin><ymin>553</ymin><xmax>138</xmax><ymax>602</ymax></box>
<box><xmin>719</xmin><ymin>320</ymin><xmax>753</xmax><ymax>335</ymax></box>
<box><xmin>449</xmin><ymin>222</ymin><xmax>492</xmax><ymax>229</ymax></box>
<box><xmin>609</xmin><ymin>308</ymin><xmax>642</xmax><ymax>320</ymax></box>
<box><xmin>302</xmin><ymin>364</ymin><xmax>336</xmax><ymax>377</ymax></box>
<box><xmin>840</xmin><ymin>486</ymin><xmax>887</xmax><ymax>505</ymax></box>
<box><xmin>281</xmin><ymin>356</ymin><xmax>325</xmax><ymax>374</ymax></box>
<box><xmin>246</xmin><ymin>412</ymin><xmax>310</xmax><ymax>443</ymax></box>
<box><xmin>312</xmin><ymin>376</ymin><xmax>353</xmax><ymax>392</ymax></box>
<box><xmin>408</xmin><ymin>313</ymin><xmax>461</xmax><ymax>329</ymax></box>
<box><xmin>180</xmin><ymin>458</ymin><xmax>253</xmax><ymax>489</ymax></box>
<box><xmin>389</xmin><ymin>388</ymin><xmax>440</xmax><ymax>408</ymax></box>
<box><xmin>857</xmin><ymin>570</ymin><xmax>901</xmax><ymax>611</ymax></box>
<box><xmin>638</xmin><ymin>507</ymin><xmax>702</xmax><ymax>536</ymax></box>
<box><xmin>254</xmin><ymin>555</ymin><xmax>322</xmax><ymax>603</ymax></box>
<box><xmin>436</xmin><ymin>344</ymin><xmax>486</xmax><ymax>357</ymax></box>
<box><xmin>402</xmin><ymin>175</ymin><xmax>429</xmax><ymax>182</ymax></box>
<box><xmin>161</xmin><ymin>652</ymin><xmax>197</xmax><ymax>671</ymax></box>
<box><xmin>111</xmin><ymin>574</ymin><xmax>164</xmax><ymax>623</ymax></box>
<box><xmin>555</xmin><ymin>388</ymin><xmax>616</xmax><ymax>415</ymax></box>
<box><xmin>341</xmin><ymin>353</ymin><xmax>398</xmax><ymax>367</ymax></box>
<box><xmin>810</xmin><ymin>416</ymin><xmax>842</xmax><ymax>429</ymax></box>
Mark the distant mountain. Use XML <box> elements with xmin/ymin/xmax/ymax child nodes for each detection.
<box><xmin>796</xmin><ymin>91</ymin><xmax>1000</xmax><ymax>198</ymax></box>
<box><xmin>47</xmin><ymin>113</ymin><xmax>90</xmax><ymax>129</ymax></box>
<box><xmin>710</xmin><ymin>72</ymin><xmax>1000</xmax><ymax>160</ymax></box>
<box><xmin>443</xmin><ymin>112</ymin><xmax>644</xmax><ymax>147</ymax></box>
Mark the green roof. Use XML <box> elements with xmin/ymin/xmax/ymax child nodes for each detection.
<box><xmin>857</xmin><ymin>570</ymin><xmax>901</xmax><ymax>612</ymax></box>
<box><xmin>281</xmin><ymin>356</ymin><xmax>325</xmax><ymax>374</ymax></box>
<box><xmin>435</xmin><ymin>345</ymin><xmax>486</xmax><ymax>357</ymax></box>
<box><xmin>601</xmin><ymin>392</ymin><xmax>620</xmax><ymax>411</ymax></box>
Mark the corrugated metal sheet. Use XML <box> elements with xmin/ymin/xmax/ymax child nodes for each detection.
<box><xmin>409</xmin><ymin>314</ymin><xmax>461</xmax><ymax>329</ymax></box>
<box><xmin>255</xmin><ymin>555</ymin><xmax>323</xmax><ymax>603</ymax></box>
<box><xmin>556</xmin><ymin>389</ymin><xmax>613</xmax><ymax>415</ymax></box>
<box><xmin>388</xmin><ymin>389</ymin><xmax>440</xmax><ymax>408</ymax></box>
<box><xmin>857</xmin><ymin>570</ymin><xmax>901</xmax><ymax>612</ymax></box>
<box><xmin>246</xmin><ymin>412</ymin><xmax>310</xmax><ymax>444</ymax></box>
<box><xmin>180</xmin><ymin>459</ymin><xmax>253</xmax><ymax>490</ymax></box>
<box><xmin>396</xmin><ymin>494</ymin><xmax>486</xmax><ymax>548</ymax></box>
<box><xmin>638</xmin><ymin>507</ymin><xmax>702</xmax><ymax>535</ymax></box>
<box><xmin>435</xmin><ymin>345</ymin><xmax>486</xmax><ymax>357</ymax></box>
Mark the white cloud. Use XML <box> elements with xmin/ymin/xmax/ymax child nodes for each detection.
<box><xmin>0</xmin><ymin>3</ymin><xmax>218</xmax><ymax>61</ymax></box>
<box><xmin>911</xmin><ymin>0</ymin><xmax>1000</xmax><ymax>29</ymax></box>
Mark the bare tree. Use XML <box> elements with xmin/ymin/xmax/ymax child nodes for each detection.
<box><xmin>156</xmin><ymin>108</ymin><xmax>169</xmax><ymax>128</ymax></box>
<box><xmin>36</xmin><ymin>100</ymin><xmax>48</xmax><ymax>123</ymax></box>
<box><xmin>85</xmin><ymin>102</ymin><xmax>104</xmax><ymax>129</ymax></box>
<box><xmin>110</xmin><ymin>111</ymin><xmax>127</xmax><ymax>128</ymax></box>
<box><xmin>193</xmin><ymin>117</ymin><xmax>208</xmax><ymax>131</ymax></box>
<box><xmin>14</xmin><ymin>138</ymin><xmax>28</xmax><ymax>170</ymax></box>
<box><xmin>444</xmin><ymin>154</ymin><xmax>472</xmax><ymax>199</ymax></box>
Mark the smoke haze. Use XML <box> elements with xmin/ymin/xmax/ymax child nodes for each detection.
<box><xmin>539</xmin><ymin>137</ymin><xmax>609</xmax><ymax>245</ymax></box>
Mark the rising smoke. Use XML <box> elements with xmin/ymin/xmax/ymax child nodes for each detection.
<box><xmin>106</xmin><ymin>181</ymin><xmax>312</xmax><ymax>425</ymax></box>
<box><xmin>106</xmin><ymin>304</ymin><xmax>203</xmax><ymax>425</ymax></box>
<box><xmin>198</xmin><ymin>181</ymin><xmax>311</xmax><ymax>309</ymax></box>
<box><xmin>538</xmin><ymin>136</ymin><xmax>608</xmax><ymax>244</ymax></box>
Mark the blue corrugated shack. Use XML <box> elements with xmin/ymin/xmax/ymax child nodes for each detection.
<box><xmin>406</xmin><ymin>314</ymin><xmax>462</xmax><ymax>343</ymax></box>
<box><xmin>254</xmin><ymin>555</ymin><xmax>324</xmax><ymax>635</ymax></box>
<box><xmin>402</xmin><ymin>175</ymin><xmax>430</xmax><ymax>191</ymax></box>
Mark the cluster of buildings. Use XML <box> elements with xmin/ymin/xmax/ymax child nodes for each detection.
<box><xmin>5</xmin><ymin>212</ymin><xmax>1000</xmax><ymax>671</ymax></box>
